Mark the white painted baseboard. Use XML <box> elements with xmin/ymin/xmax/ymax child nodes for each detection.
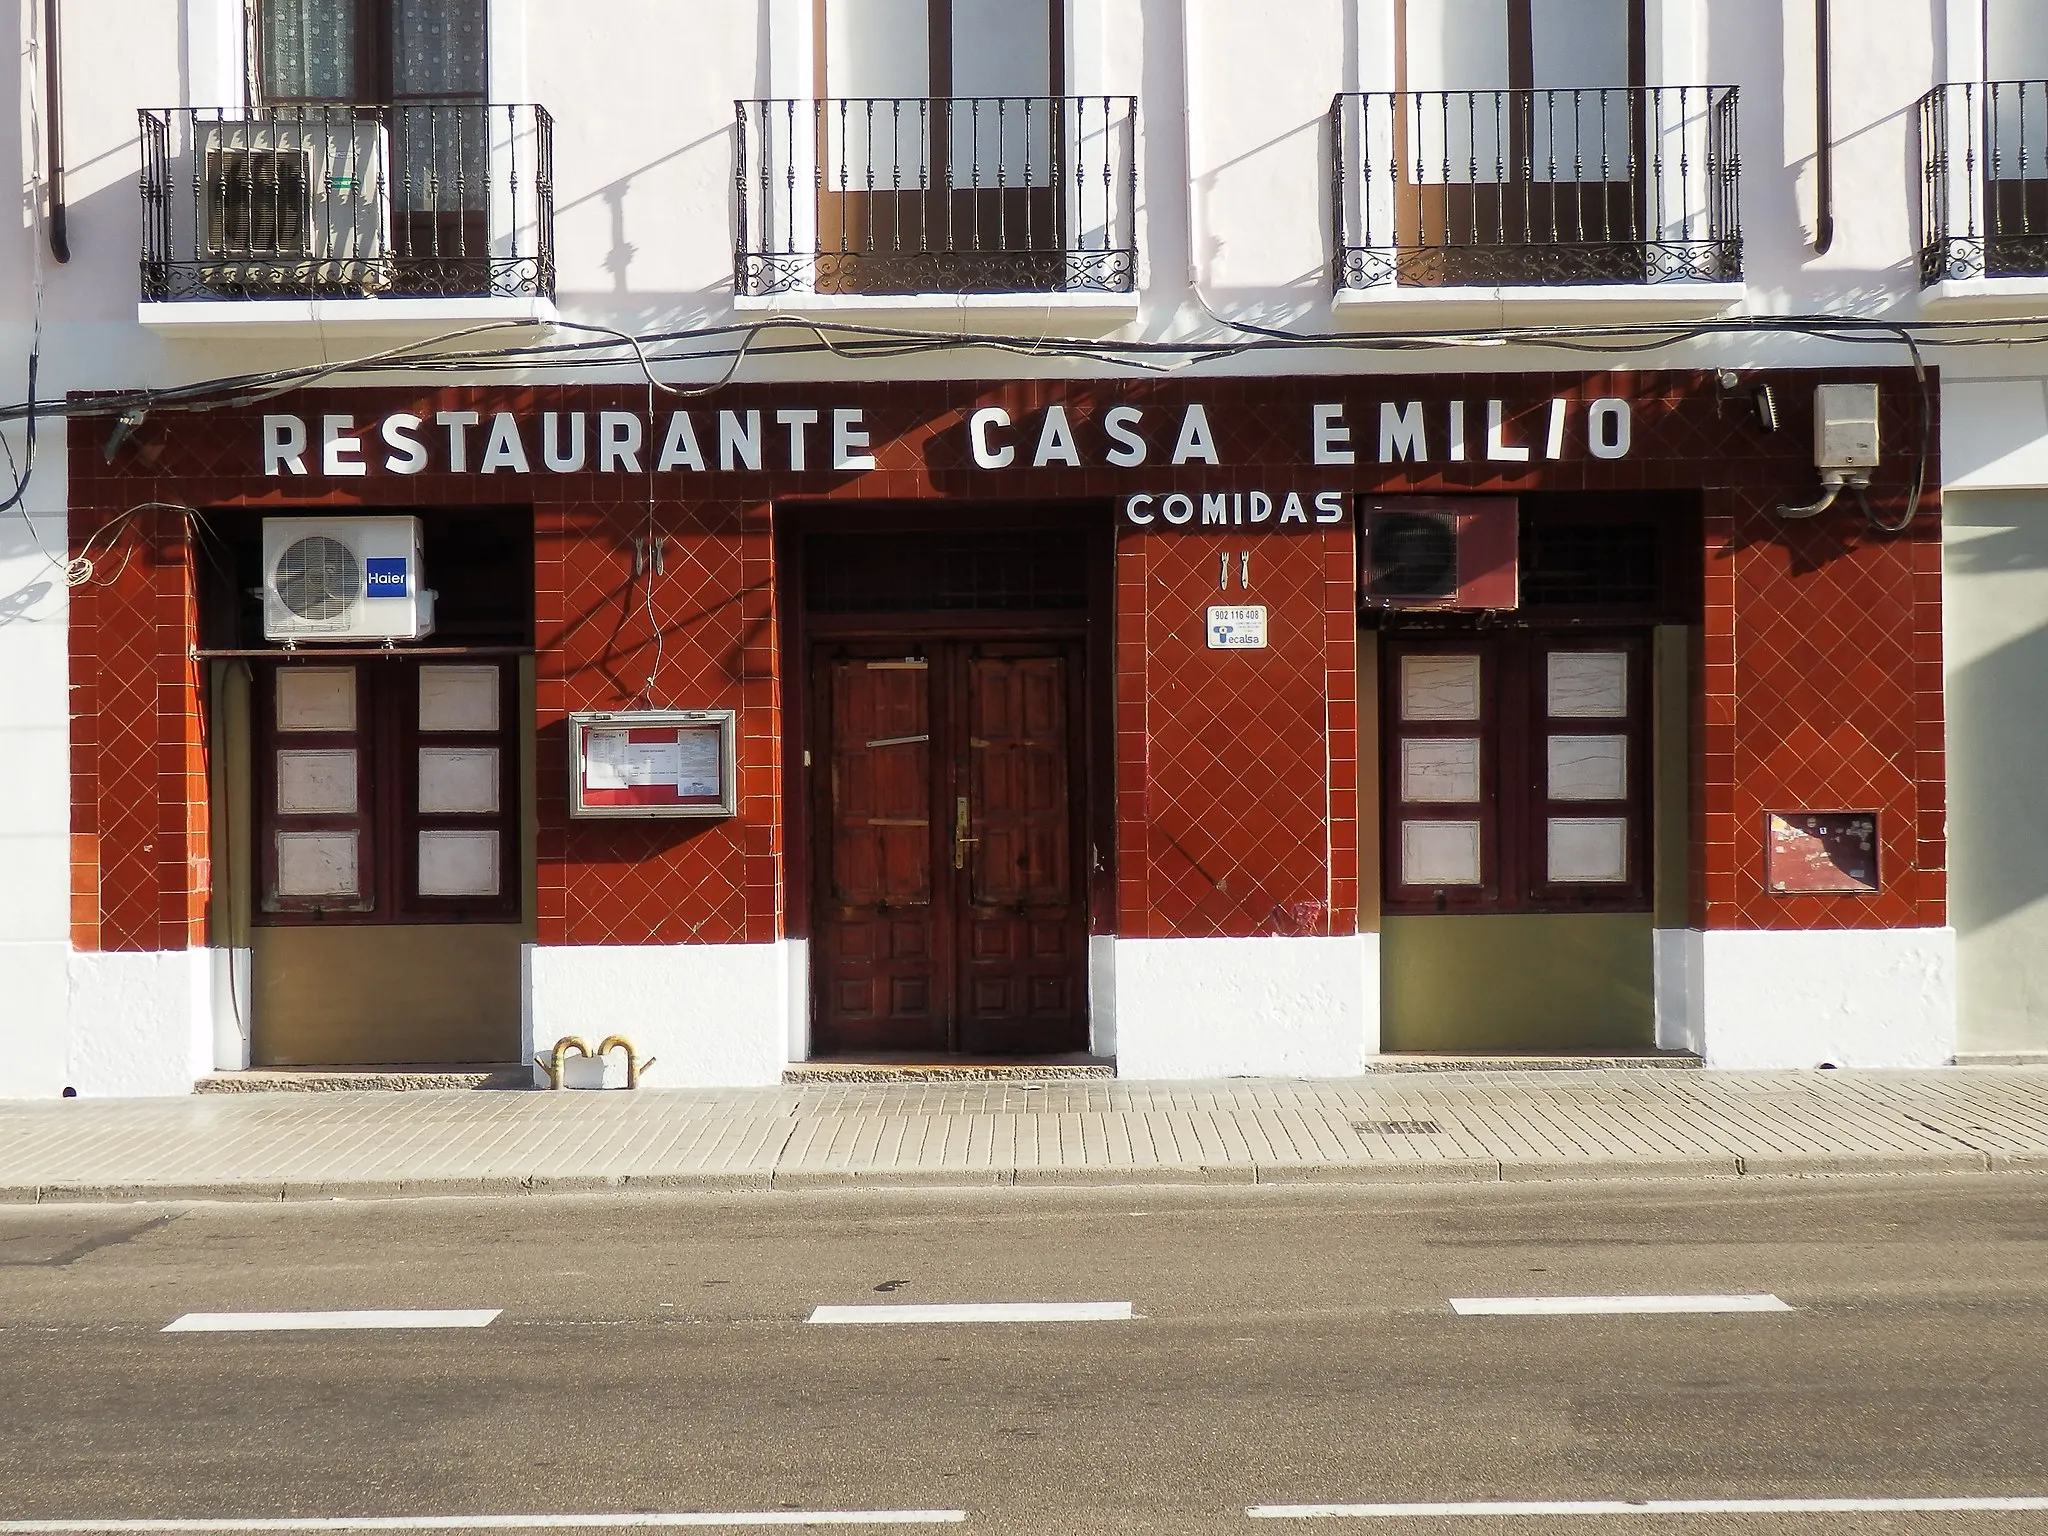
<box><xmin>525</xmin><ymin>941</ymin><xmax>791</xmax><ymax>1088</ymax></box>
<box><xmin>1661</xmin><ymin>927</ymin><xmax>1957</xmax><ymax>1069</ymax></box>
<box><xmin>1112</xmin><ymin>933</ymin><xmax>1378</xmax><ymax>1079</ymax></box>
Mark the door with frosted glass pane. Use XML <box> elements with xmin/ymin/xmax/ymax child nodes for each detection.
<box><xmin>1395</xmin><ymin>0</ymin><xmax>1646</xmax><ymax>285</ymax></box>
<box><xmin>1382</xmin><ymin>631</ymin><xmax>1649</xmax><ymax>913</ymax></box>
<box><xmin>257</xmin><ymin>0</ymin><xmax>490</xmax><ymax>294</ymax></box>
<box><xmin>815</xmin><ymin>0</ymin><xmax>1065</xmax><ymax>293</ymax></box>
<box><xmin>1985</xmin><ymin>0</ymin><xmax>2048</xmax><ymax>276</ymax></box>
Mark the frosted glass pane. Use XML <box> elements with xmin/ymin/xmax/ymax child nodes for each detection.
<box><xmin>1547</xmin><ymin>651</ymin><xmax>1628</xmax><ymax>717</ymax></box>
<box><xmin>1530</xmin><ymin>0</ymin><xmax>1630</xmax><ymax>89</ymax></box>
<box><xmin>1401</xmin><ymin>655</ymin><xmax>1482</xmax><ymax>720</ymax></box>
<box><xmin>1403</xmin><ymin>0</ymin><xmax>1509</xmax><ymax>91</ymax></box>
<box><xmin>1403</xmin><ymin>0</ymin><xmax>1509</xmax><ymax>183</ymax></box>
<box><xmin>419</xmin><ymin>665</ymin><xmax>500</xmax><ymax>731</ymax></box>
<box><xmin>1989</xmin><ymin>0</ymin><xmax>2048</xmax><ymax>82</ymax></box>
<box><xmin>1548</xmin><ymin>817</ymin><xmax>1628</xmax><ymax>882</ymax></box>
<box><xmin>275</xmin><ymin>831</ymin><xmax>359</xmax><ymax>897</ymax></box>
<box><xmin>418</xmin><ymin>747</ymin><xmax>500</xmax><ymax>814</ymax></box>
<box><xmin>1547</xmin><ymin>734</ymin><xmax>1628</xmax><ymax>800</ymax></box>
<box><xmin>418</xmin><ymin>830</ymin><xmax>500</xmax><ymax>897</ymax></box>
<box><xmin>276</xmin><ymin>668</ymin><xmax>354</xmax><ymax>732</ymax></box>
<box><xmin>953</xmin><ymin>0</ymin><xmax>1051</xmax><ymax>96</ymax></box>
<box><xmin>1401</xmin><ymin>738</ymin><xmax>1481</xmax><ymax>802</ymax></box>
<box><xmin>276</xmin><ymin>749</ymin><xmax>358</xmax><ymax>815</ymax></box>
<box><xmin>825</xmin><ymin>0</ymin><xmax>929</xmax><ymax>97</ymax></box>
<box><xmin>1402</xmin><ymin>820</ymin><xmax>1483</xmax><ymax>885</ymax></box>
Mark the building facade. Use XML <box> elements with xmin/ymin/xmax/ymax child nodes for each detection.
<box><xmin>4</xmin><ymin>0</ymin><xmax>2043</xmax><ymax>1097</ymax></box>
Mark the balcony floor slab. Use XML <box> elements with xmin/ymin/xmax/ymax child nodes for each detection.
<box><xmin>138</xmin><ymin>296</ymin><xmax>559</xmax><ymax>343</ymax></box>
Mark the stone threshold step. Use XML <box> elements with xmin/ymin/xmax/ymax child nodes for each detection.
<box><xmin>197</xmin><ymin>1064</ymin><xmax>534</xmax><ymax>1094</ymax></box>
<box><xmin>1369</xmin><ymin>1052</ymin><xmax>1702</xmax><ymax>1073</ymax></box>
<box><xmin>786</xmin><ymin>1055</ymin><xmax>1115</xmax><ymax>1083</ymax></box>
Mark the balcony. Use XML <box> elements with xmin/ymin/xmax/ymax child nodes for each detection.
<box><xmin>1919</xmin><ymin>81</ymin><xmax>2048</xmax><ymax>305</ymax></box>
<box><xmin>733</xmin><ymin>95</ymin><xmax>1137</xmax><ymax>313</ymax></box>
<box><xmin>138</xmin><ymin>104</ymin><xmax>554</xmax><ymax>336</ymax></box>
<box><xmin>1329</xmin><ymin>86</ymin><xmax>1741</xmax><ymax>312</ymax></box>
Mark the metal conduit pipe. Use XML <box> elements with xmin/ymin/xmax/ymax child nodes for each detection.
<box><xmin>44</xmin><ymin>0</ymin><xmax>68</xmax><ymax>263</ymax></box>
<box><xmin>1813</xmin><ymin>0</ymin><xmax>1834</xmax><ymax>256</ymax></box>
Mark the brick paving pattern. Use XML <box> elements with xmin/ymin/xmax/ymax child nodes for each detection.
<box><xmin>5</xmin><ymin>1070</ymin><xmax>2048</xmax><ymax>1201</ymax></box>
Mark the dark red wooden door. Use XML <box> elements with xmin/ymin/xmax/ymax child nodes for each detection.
<box><xmin>812</xmin><ymin>639</ymin><xmax>1087</xmax><ymax>1056</ymax></box>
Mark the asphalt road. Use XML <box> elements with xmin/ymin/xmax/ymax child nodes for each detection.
<box><xmin>5</xmin><ymin>1175</ymin><xmax>2048</xmax><ymax>1533</ymax></box>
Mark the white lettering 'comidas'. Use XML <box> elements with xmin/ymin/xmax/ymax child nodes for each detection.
<box><xmin>1123</xmin><ymin>489</ymin><xmax>1345</xmax><ymax>528</ymax></box>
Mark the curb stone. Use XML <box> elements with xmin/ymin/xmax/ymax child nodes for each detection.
<box><xmin>8</xmin><ymin>1150</ymin><xmax>2048</xmax><ymax>1204</ymax></box>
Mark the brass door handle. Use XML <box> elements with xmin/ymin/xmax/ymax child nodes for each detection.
<box><xmin>953</xmin><ymin>795</ymin><xmax>978</xmax><ymax>870</ymax></box>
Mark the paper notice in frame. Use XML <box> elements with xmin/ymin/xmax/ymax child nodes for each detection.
<box><xmin>570</xmin><ymin>710</ymin><xmax>737</xmax><ymax>818</ymax></box>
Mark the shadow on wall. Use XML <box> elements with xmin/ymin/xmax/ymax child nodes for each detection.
<box><xmin>1944</xmin><ymin>504</ymin><xmax>2048</xmax><ymax>937</ymax></box>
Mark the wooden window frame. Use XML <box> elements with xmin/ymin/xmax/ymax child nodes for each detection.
<box><xmin>254</xmin><ymin>656</ymin><xmax>521</xmax><ymax>927</ymax></box>
<box><xmin>1381</xmin><ymin>628</ymin><xmax>1652</xmax><ymax>917</ymax></box>
<box><xmin>254</xmin><ymin>0</ymin><xmax>489</xmax><ymax>106</ymax></box>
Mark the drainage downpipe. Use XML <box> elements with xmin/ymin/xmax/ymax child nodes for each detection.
<box><xmin>1813</xmin><ymin>0</ymin><xmax>1833</xmax><ymax>255</ymax></box>
<box><xmin>44</xmin><ymin>0</ymin><xmax>68</xmax><ymax>263</ymax></box>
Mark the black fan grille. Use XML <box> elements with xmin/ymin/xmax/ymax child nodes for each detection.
<box><xmin>274</xmin><ymin>536</ymin><xmax>362</xmax><ymax>622</ymax></box>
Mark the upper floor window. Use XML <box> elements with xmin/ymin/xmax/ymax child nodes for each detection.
<box><xmin>1334</xmin><ymin>0</ymin><xmax>1740</xmax><ymax>291</ymax></box>
<box><xmin>735</xmin><ymin>0</ymin><xmax>1138</xmax><ymax>298</ymax></box>
<box><xmin>1919</xmin><ymin>0</ymin><xmax>2048</xmax><ymax>283</ymax></box>
<box><xmin>257</xmin><ymin>0</ymin><xmax>486</xmax><ymax>105</ymax></box>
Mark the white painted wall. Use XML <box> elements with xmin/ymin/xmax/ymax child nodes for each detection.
<box><xmin>1661</xmin><ymin>927</ymin><xmax>1958</xmax><ymax>1069</ymax></box>
<box><xmin>526</xmin><ymin>941</ymin><xmax>790</xmax><ymax>1089</ymax></box>
<box><xmin>1113</xmin><ymin>934</ymin><xmax>1378</xmax><ymax>1079</ymax></box>
<box><xmin>65</xmin><ymin>950</ymin><xmax>213</xmax><ymax>1097</ymax></box>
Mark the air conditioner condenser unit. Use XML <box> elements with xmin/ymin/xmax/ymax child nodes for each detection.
<box><xmin>262</xmin><ymin>516</ymin><xmax>434</xmax><ymax>643</ymax></box>
<box><xmin>1358</xmin><ymin>497</ymin><xmax>1520</xmax><ymax>611</ymax></box>
<box><xmin>197</xmin><ymin>116</ymin><xmax>394</xmax><ymax>293</ymax></box>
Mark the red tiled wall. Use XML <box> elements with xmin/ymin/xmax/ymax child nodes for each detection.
<box><xmin>1694</xmin><ymin>493</ymin><xmax>1945</xmax><ymax>931</ymax></box>
<box><xmin>1115</xmin><ymin>526</ymin><xmax>1357</xmax><ymax>938</ymax></box>
<box><xmin>67</xmin><ymin>369</ymin><xmax>1942</xmax><ymax>958</ymax></box>
<box><xmin>534</xmin><ymin>496</ymin><xmax>778</xmax><ymax>947</ymax></box>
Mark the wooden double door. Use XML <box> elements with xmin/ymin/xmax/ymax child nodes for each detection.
<box><xmin>810</xmin><ymin>637</ymin><xmax>1088</xmax><ymax>1056</ymax></box>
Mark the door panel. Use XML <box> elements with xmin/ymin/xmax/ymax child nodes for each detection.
<box><xmin>811</xmin><ymin>640</ymin><xmax>1087</xmax><ymax>1056</ymax></box>
<box><xmin>816</xmin><ymin>656</ymin><xmax>945</xmax><ymax>1050</ymax></box>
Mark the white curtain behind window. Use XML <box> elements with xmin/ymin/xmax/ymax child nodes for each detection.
<box><xmin>261</xmin><ymin>0</ymin><xmax>355</xmax><ymax>99</ymax></box>
<box><xmin>394</xmin><ymin>0</ymin><xmax>487</xmax><ymax>98</ymax></box>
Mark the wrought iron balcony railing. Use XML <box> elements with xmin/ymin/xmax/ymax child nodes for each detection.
<box><xmin>1919</xmin><ymin>80</ymin><xmax>2048</xmax><ymax>283</ymax></box>
<box><xmin>139</xmin><ymin>103</ymin><xmax>554</xmax><ymax>302</ymax></box>
<box><xmin>1330</xmin><ymin>86</ymin><xmax>1741</xmax><ymax>290</ymax></box>
<box><xmin>735</xmin><ymin>95</ymin><xmax>1137</xmax><ymax>297</ymax></box>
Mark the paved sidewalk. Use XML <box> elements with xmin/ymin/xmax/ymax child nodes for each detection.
<box><xmin>6</xmin><ymin>1068</ymin><xmax>2048</xmax><ymax>1201</ymax></box>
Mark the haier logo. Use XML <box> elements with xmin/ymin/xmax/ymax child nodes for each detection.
<box><xmin>364</xmin><ymin>557</ymin><xmax>410</xmax><ymax>597</ymax></box>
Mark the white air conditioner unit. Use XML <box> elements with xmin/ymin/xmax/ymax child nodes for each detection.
<box><xmin>1359</xmin><ymin>497</ymin><xmax>1521</xmax><ymax>611</ymax></box>
<box><xmin>263</xmin><ymin>517</ymin><xmax>434</xmax><ymax>643</ymax></box>
<box><xmin>198</xmin><ymin>116</ymin><xmax>394</xmax><ymax>293</ymax></box>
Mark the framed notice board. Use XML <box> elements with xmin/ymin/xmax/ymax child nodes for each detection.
<box><xmin>568</xmin><ymin>709</ymin><xmax>737</xmax><ymax>819</ymax></box>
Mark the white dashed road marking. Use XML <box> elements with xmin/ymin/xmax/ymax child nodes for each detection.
<box><xmin>1448</xmin><ymin>1294</ymin><xmax>1793</xmax><ymax>1316</ymax></box>
<box><xmin>1247</xmin><ymin>1496</ymin><xmax>2048</xmax><ymax>1519</ymax></box>
<box><xmin>161</xmin><ymin>1310</ymin><xmax>502</xmax><ymax>1333</ymax></box>
<box><xmin>807</xmin><ymin>1301</ymin><xmax>1133</xmax><ymax>1325</ymax></box>
<box><xmin>0</xmin><ymin>1514</ymin><xmax>967</xmax><ymax>1531</ymax></box>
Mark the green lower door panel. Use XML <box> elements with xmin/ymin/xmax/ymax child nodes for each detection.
<box><xmin>1380</xmin><ymin>912</ymin><xmax>1654</xmax><ymax>1053</ymax></box>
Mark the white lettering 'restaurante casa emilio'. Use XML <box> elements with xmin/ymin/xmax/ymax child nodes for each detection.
<box><xmin>260</xmin><ymin>396</ymin><xmax>1633</xmax><ymax>481</ymax></box>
